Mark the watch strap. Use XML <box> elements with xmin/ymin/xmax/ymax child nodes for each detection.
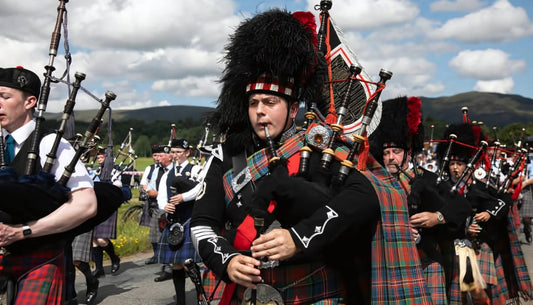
<box><xmin>22</xmin><ymin>225</ymin><xmax>32</xmax><ymax>236</ymax></box>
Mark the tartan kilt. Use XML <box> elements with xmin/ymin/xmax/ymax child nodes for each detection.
<box><xmin>139</xmin><ymin>200</ymin><xmax>152</xmax><ymax>227</ymax></box>
<box><xmin>421</xmin><ymin>257</ymin><xmax>448</xmax><ymax>305</ymax></box>
<box><xmin>489</xmin><ymin>255</ymin><xmax>510</xmax><ymax>305</ymax></box>
<box><xmin>93</xmin><ymin>211</ymin><xmax>117</xmax><ymax>239</ymax></box>
<box><xmin>476</xmin><ymin>242</ymin><xmax>497</xmax><ymax>285</ymax></box>
<box><xmin>15</xmin><ymin>251</ymin><xmax>65</xmax><ymax>305</ymax></box>
<box><xmin>0</xmin><ymin>248</ymin><xmax>64</xmax><ymax>281</ymax></box>
<box><xmin>156</xmin><ymin>215</ymin><xmax>200</xmax><ymax>265</ymax></box>
<box><xmin>71</xmin><ymin>231</ymin><xmax>93</xmax><ymax>262</ymax></box>
<box><xmin>231</xmin><ymin>263</ymin><xmax>343</xmax><ymax>305</ymax></box>
<box><xmin>448</xmin><ymin>254</ymin><xmax>462</xmax><ymax>305</ymax></box>
<box><xmin>520</xmin><ymin>185</ymin><xmax>533</xmax><ymax>218</ymax></box>
<box><xmin>202</xmin><ymin>268</ymin><xmax>225</xmax><ymax>300</ymax></box>
<box><xmin>147</xmin><ymin>209</ymin><xmax>164</xmax><ymax>243</ymax></box>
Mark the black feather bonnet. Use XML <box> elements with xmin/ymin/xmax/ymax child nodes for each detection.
<box><xmin>369</xmin><ymin>96</ymin><xmax>424</xmax><ymax>165</ymax></box>
<box><xmin>207</xmin><ymin>9</ymin><xmax>327</xmax><ymax>151</ymax></box>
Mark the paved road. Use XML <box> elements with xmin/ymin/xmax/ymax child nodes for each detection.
<box><xmin>73</xmin><ymin>251</ymin><xmax>202</xmax><ymax>305</ymax></box>
<box><xmin>75</xmin><ymin>240</ymin><xmax>533</xmax><ymax>305</ymax></box>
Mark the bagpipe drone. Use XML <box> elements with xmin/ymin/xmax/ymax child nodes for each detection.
<box><xmin>0</xmin><ymin>0</ymin><xmax>123</xmax><ymax>247</ymax></box>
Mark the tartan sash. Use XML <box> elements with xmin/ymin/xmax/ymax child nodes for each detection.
<box><xmin>506</xmin><ymin>204</ymin><xmax>533</xmax><ymax>299</ymax></box>
<box><xmin>362</xmin><ymin>156</ymin><xmax>433</xmax><ymax>305</ymax></box>
<box><xmin>222</xmin><ymin>132</ymin><xmax>306</xmax><ymax>204</ymax></box>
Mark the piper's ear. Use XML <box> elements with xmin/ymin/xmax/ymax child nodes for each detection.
<box><xmin>24</xmin><ymin>95</ymin><xmax>37</xmax><ymax>110</ymax></box>
<box><xmin>289</xmin><ymin>102</ymin><xmax>299</xmax><ymax>119</ymax></box>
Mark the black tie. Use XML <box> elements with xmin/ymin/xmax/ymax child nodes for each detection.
<box><xmin>5</xmin><ymin>135</ymin><xmax>15</xmax><ymax>164</ymax></box>
<box><xmin>155</xmin><ymin>166</ymin><xmax>166</xmax><ymax>190</ymax></box>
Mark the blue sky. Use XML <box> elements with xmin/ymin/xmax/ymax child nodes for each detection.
<box><xmin>1</xmin><ymin>0</ymin><xmax>532</xmax><ymax>113</ymax></box>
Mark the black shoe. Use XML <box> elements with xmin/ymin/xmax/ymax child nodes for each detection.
<box><xmin>111</xmin><ymin>257</ymin><xmax>121</xmax><ymax>274</ymax></box>
<box><xmin>86</xmin><ymin>279</ymin><xmax>99</xmax><ymax>305</ymax></box>
<box><xmin>525</xmin><ymin>227</ymin><xmax>532</xmax><ymax>243</ymax></box>
<box><xmin>154</xmin><ymin>272</ymin><xmax>172</xmax><ymax>282</ymax></box>
<box><xmin>92</xmin><ymin>269</ymin><xmax>105</xmax><ymax>278</ymax></box>
<box><xmin>145</xmin><ymin>256</ymin><xmax>157</xmax><ymax>265</ymax></box>
<box><xmin>65</xmin><ymin>298</ymin><xmax>78</xmax><ymax>305</ymax></box>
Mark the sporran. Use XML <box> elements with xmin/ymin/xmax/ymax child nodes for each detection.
<box><xmin>168</xmin><ymin>221</ymin><xmax>185</xmax><ymax>249</ymax></box>
<box><xmin>242</xmin><ymin>283</ymin><xmax>283</xmax><ymax>305</ymax></box>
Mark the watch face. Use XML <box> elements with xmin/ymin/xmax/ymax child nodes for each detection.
<box><xmin>23</xmin><ymin>226</ymin><xmax>31</xmax><ymax>236</ymax></box>
<box><xmin>437</xmin><ymin>213</ymin><xmax>444</xmax><ymax>222</ymax></box>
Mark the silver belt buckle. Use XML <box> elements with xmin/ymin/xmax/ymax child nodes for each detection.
<box><xmin>231</xmin><ymin>167</ymin><xmax>252</xmax><ymax>194</ymax></box>
<box><xmin>260</xmin><ymin>260</ymin><xmax>279</xmax><ymax>269</ymax></box>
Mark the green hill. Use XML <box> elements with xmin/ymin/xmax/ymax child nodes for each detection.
<box><xmin>420</xmin><ymin>91</ymin><xmax>533</xmax><ymax>127</ymax></box>
<box><xmin>43</xmin><ymin>91</ymin><xmax>532</xmax><ymax>128</ymax></box>
<box><xmin>44</xmin><ymin>105</ymin><xmax>214</xmax><ymax>123</ymax></box>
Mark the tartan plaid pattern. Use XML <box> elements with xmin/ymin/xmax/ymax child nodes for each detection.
<box><xmin>71</xmin><ymin>231</ymin><xmax>93</xmax><ymax>262</ymax></box>
<box><xmin>139</xmin><ymin>200</ymin><xmax>152</xmax><ymax>226</ymax></box>
<box><xmin>397</xmin><ymin>171</ymin><xmax>412</xmax><ymax>194</ymax></box>
<box><xmin>231</xmin><ymin>263</ymin><xmax>343</xmax><ymax>305</ymax></box>
<box><xmin>222</xmin><ymin>132</ymin><xmax>306</xmax><ymax>203</ymax></box>
<box><xmin>221</xmin><ymin>130</ymin><xmax>430</xmax><ymax>304</ymax></box>
<box><xmin>490</xmin><ymin>255</ymin><xmax>510</xmax><ymax>305</ymax></box>
<box><xmin>363</xmin><ymin>156</ymin><xmax>433</xmax><ymax>305</ymax></box>
<box><xmin>15</xmin><ymin>255</ymin><xmax>65</xmax><ymax>305</ymax></box>
<box><xmin>519</xmin><ymin>185</ymin><xmax>533</xmax><ymax>217</ymax></box>
<box><xmin>221</xmin><ymin>131</ymin><xmax>343</xmax><ymax>304</ymax></box>
<box><xmin>246</xmin><ymin>73</ymin><xmax>295</xmax><ymax>97</ymax></box>
<box><xmin>0</xmin><ymin>249</ymin><xmax>65</xmax><ymax>304</ymax></box>
<box><xmin>448</xmin><ymin>255</ymin><xmax>462</xmax><ymax>305</ymax></box>
<box><xmin>202</xmin><ymin>268</ymin><xmax>225</xmax><ymax>300</ymax></box>
<box><xmin>156</xmin><ymin>208</ymin><xmax>201</xmax><ymax>264</ymax></box>
<box><xmin>421</xmin><ymin>257</ymin><xmax>448</xmax><ymax>305</ymax></box>
<box><xmin>93</xmin><ymin>210</ymin><xmax>118</xmax><ymax>239</ymax></box>
<box><xmin>147</xmin><ymin>209</ymin><xmax>164</xmax><ymax>243</ymax></box>
<box><xmin>476</xmin><ymin>242</ymin><xmax>497</xmax><ymax>285</ymax></box>
<box><xmin>0</xmin><ymin>248</ymin><xmax>63</xmax><ymax>280</ymax></box>
<box><xmin>506</xmin><ymin>204</ymin><xmax>533</xmax><ymax>299</ymax></box>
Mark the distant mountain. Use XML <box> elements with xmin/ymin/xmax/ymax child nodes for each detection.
<box><xmin>44</xmin><ymin>105</ymin><xmax>214</xmax><ymax>123</ymax></box>
<box><xmin>420</xmin><ymin>91</ymin><xmax>533</xmax><ymax>127</ymax></box>
<box><xmin>44</xmin><ymin>91</ymin><xmax>532</xmax><ymax>128</ymax></box>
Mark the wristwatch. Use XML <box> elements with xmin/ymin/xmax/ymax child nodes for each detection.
<box><xmin>22</xmin><ymin>225</ymin><xmax>32</xmax><ymax>237</ymax></box>
<box><xmin>436</xmin><ymin>212</ymin><xmax>444</xmax><ymax>223</ymax></box>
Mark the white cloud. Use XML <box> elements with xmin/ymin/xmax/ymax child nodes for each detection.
<box><xmin>430</xmin><ymin>0</ymin><xmax>487</xmax><ymax>12</ymax></box>
<box><xmin>474</xmin><ymin>77</ymin><xmax>514</xmax><ymax>93</ymax></box>
<box><xmin>430</xmin><ymin>0</ymin><xmax>533</xmax><ymax>43</ymax></box>
<box><xmin>1</xmin><ymin>0</ymin><xmax>532</xmax><ymax>114</ymax></box>
<box><xmin>312</xmin><ymin>0</ymin><xmax>419</xmax><ymax>30</ymax></box>
<box><xmin>0</xmin><ymin>0</ymin><xmax>235</xmax><ymax>111</ymax></box>
<box><xmin>363</xmin><ymin>56</ymin><xmax>445</xmax><ymax>99</ymax></box>
<box><xmin>152</xmin><ymin>75</ymin><xmax>220</xmax><ymax>98</ymax></box>
<box><xmin>67</xmin><ymin>0</ymin><xmax>239</xmax><ymax>51</ymax></box>
<box><xmin>449</xmin><ymin>48</ymin><xmax>526</xmax><ymax>80</ymax></box>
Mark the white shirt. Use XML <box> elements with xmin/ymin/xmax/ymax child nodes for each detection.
<box><xmin>155</xmin><ymin>163</ymin><xmax>173</xmax><ymax>209</ymax></box>
<box><xmin>156</xmin><ymin>160</ymin><xmax>201</xmax><ymax>209</ymax></box>
<box><xmin>139</xmin><ymin>164</ymin><xmax>154</xmax><ymax>187</ymax></box>
<box><xmin>4</xmin><ymin>120</ymin><xmax>93</xmax><ymax>191</ymax></box>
